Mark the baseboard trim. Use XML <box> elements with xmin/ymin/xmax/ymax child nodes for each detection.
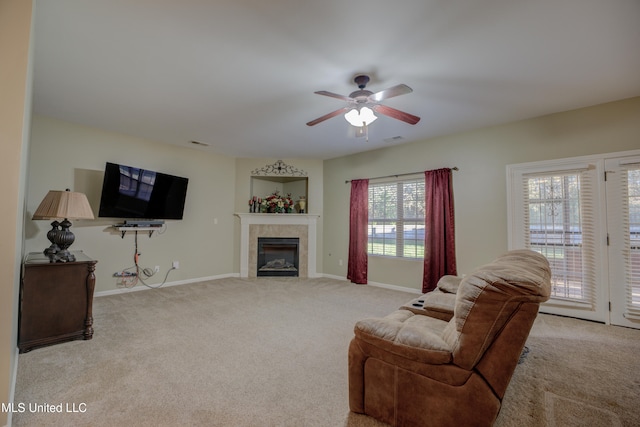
<box><xmin>94</xmin><ymin>272</ymin><xmax>422</xmax><ymax>298</ymax></box>
<box><xmin>94</xmin><ymin>273</ymin><xmax>240</xmax><ymax>297</ymax></box>
<box><xmin>320</xmin><ymin>274</ymin><xmax>422</xmax><ymax>295</ymax></box>
<box><xmin>321</xmin><ymin>274</ymin><xmax>346</xmax><ymax>281</ymax></box>
<box><xmin>6</xmin><ymin>347</ymin><xmax>19</xmax><ymax>427</ymax></box>
<box><xmin>367</xmin><ymin>280</ymin><xmax>422</xmax><ymax>294</ymax></box>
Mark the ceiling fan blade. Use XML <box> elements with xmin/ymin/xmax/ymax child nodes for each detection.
<box><xmin>369</xmin><ymin>84</ymin><xmax>413</xmax><ymax>102</ymax></box>
<box><xmin>314</xmin><ymin>91</ymin><xmax>353</xmax><ymax>102</ymax></box>
<box><xmin>306</xmin><ymin>107</ymin><xmax>350</xmax><ymax>126</ymax></box>
<box><xmin>373</xmin><ymin>104</ymin><xmax>421</xmax><ymax>125</ymax></box>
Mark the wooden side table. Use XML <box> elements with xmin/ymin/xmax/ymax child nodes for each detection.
<box><xmin>18</xmin><ymin>251</ymin><xmax>97</xmax><ymax>353</ymax></box>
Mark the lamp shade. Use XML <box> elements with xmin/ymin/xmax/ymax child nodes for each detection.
<box><xmin>32</xmin><ymin>190</ymin><xmax>95</xmax><ymax>220</ymax></box>
<box><xmin>344</xmin><ymin>107</ymin><xmax>378</xmax><ymax>127</ymax></box>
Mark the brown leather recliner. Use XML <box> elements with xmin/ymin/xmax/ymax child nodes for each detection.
<box><xmin>348</xmin><ymin>249</ymin><xmax>551</xmax><ymax>426</ymax></box>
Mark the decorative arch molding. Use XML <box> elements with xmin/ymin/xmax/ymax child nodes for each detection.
<box><xmin>251</xmin><ymin>159</ymin><xmax>308</xmax><ymax>177</ymax></box>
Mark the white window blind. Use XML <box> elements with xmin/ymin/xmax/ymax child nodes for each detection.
<box><xmin>619</xmin><ymin>164</ymin><xmax>640</xmax><ymax>318</ymax></box>
<box><xmin>522</xmin><ymin>169</ymin><xmax>597</xmax><ymax>307</ymax></box>
<box><xmin>368</xmin><ymin>178</ymin><xmax>425</xmax><ymax>258</ymax></box>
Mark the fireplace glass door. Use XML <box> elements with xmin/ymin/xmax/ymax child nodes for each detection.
<box><xmin>257</xmin><ymin>238</ymin><xmax>299</xmax><ymax>277</ymax></box>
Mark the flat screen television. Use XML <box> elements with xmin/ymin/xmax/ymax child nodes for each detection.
<box><xmin>98</xmin><ymin>162</ymin><xmax>189</xmax><ymax>220</ymax></box>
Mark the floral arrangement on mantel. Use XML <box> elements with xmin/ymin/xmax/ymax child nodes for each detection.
<box><xmin>248</xmin><ymin>191</ymin><xmax>295</xmax><ymax>213</ymax></box>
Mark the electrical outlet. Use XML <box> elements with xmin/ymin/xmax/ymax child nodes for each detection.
<box><xmin>154</xmin><ymin>265</ymin><xmax>160</xmax><ymax>273</ymax></box>
<box><xmin>339</xmin><ymin>259</ymin><xmax>343</xmax><ymax>266</ymax></box>
<box><xmin>172</xmin><ymin>260</ymin><xmax>179</xmax><ymax>269</ymax></box>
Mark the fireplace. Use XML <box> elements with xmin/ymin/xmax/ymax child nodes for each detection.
<box><xmin>257</xmin><ymin>238</ymin><xmax>299</xmax><ymax>277</ymax></box>
<box><xmin>236</xmin><ymin>213</ymin><xmax>319</xmax><ymax>278</ymax></box>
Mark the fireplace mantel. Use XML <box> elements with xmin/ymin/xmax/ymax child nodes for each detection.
<box><xmin>235</xmin><ymin>213</ymin><xmax>319</xmax><ymax>278</ymax></box>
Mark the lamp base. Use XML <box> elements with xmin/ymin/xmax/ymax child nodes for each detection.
<box><xmin>44</xmin><ymin>245</ymin><xmax>60</xmax><ymax>260</ymax></box>
<box><xmin>54</xmin><ymin>249</ymin><xmax>76</xmax><ymax>263</ymax></box>
<box><xmin>43</xmin><ymin>221</ymin><xmax>61</xmax><ymax>261</ymax></box>
<box><xmin>51</xmin><ymin>219</ymin><xmax>76</xmax><ymax>263</ymax></box>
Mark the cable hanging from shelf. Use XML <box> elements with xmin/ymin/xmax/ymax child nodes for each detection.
<box><xmin>113</xmin><ymin>224</ymin><xmax>174</xmax><ymax>289</ymax></box>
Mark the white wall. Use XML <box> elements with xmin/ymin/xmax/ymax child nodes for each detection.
<box><xmin>26</xmin><ymin>116</ymin><xmax>238</xmax><ymax>293</ymax></box>
<box><xmin>0</xmin><ymin>1</ymin><xmax>33</xmax><ymax>425</ymax></box>
<box><xmin>323</xmin><ymin>97</ymin><xmax>640</xmax><ymax>291</ymax></box>
<box><xmin>26</xmin><ymin>123</ymin><xmax>328</xmax><ymax>293</ymax></box>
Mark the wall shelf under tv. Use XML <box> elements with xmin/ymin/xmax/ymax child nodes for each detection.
<box><xmin>115</xmin><ymin>226</ymin><xmax>160</xmax><ymax>239</ymax></box>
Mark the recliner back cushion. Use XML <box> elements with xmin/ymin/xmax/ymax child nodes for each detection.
<box><xmin>442</xmin><ymin>250</ymin><xmax>551</xmax><ymax>370</ymax></box>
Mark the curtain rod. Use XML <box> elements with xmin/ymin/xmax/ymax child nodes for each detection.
<box><xmin>344</xmin><ymin>167</ymin><xmax>459</xmax><ymax>184</ymax></box>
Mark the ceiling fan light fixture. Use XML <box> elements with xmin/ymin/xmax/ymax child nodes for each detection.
<box><xmin>344</xmin><ymin>106</ymin><xmax>377</xmax><ymax>127</ymax></box>
<box><xmin>308</xmin><ymin>75</ymin><xmax>419</xmax><ymax>128</ymax></box>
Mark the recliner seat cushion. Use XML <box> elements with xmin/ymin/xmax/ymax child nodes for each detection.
<box><xmin>354</xmin><ymin>310</ymin><xmax>452</xmax><ymax>365</ymax></box>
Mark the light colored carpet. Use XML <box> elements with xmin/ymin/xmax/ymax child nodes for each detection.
<box><xmin>498</xmin><ymin>312</ymin><xmax>640</xmax><ymax>427</ymax></box>
<box><xmin>12</xmin><ymin>277</ymin><xmax>640</xmax><ymax>426</ymax></box>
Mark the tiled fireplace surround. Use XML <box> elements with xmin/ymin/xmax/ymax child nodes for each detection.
<box><xmin>236</xmin><ymin>213</ymin><xmax>319</xmax><ymax>278</ymax></box>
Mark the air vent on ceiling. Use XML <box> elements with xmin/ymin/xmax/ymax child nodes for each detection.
<box><xmin>191</xmin><ymin>140</ymin><xmax>210</xmax><ymax>147</ymax></box>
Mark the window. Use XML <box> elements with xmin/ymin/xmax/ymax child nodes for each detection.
<box><xmin>508</xmin><ymin>159</ymin><xmax>606</xmax><ymax>322</ymax></box>
<box><xmin>617</xmin><ymin>163</ymin><xmax>640</xmax><ymax>318</ymax></box>
<box><xmin>524</xmin><ymin>171</ymin><xmax>596</xmax><ymax>304</ymax></box>
<box><xmin>368</xmin><ymin>178</ymin><xmax>425</xmax><ymax>258</ymax></box>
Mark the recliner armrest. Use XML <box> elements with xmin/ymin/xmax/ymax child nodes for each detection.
<box><xmin>401</xmin><ymin>293</ymin><xmax>456</xmax><ymax>321</ymax></box>
<box><xmin>400</xmin><ymin>274</ymin><xmax>462</xmax><ymax>320</ymax></box>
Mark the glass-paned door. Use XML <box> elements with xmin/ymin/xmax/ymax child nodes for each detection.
<box><xmin>508</xmin><ymin>160</ymin><xmax>608</xmax><ymax>323</ymax></box>
<box><xmin>606</xmin><ymin>157</ymin><xmax>640</xmax><ymax>329</ymax></box>
<box><xmin>509</xmin><ymin>151</ymin><xmax>640</xmax><ymax>327</ymax></box>
<box><xmin>523</xmin><ymin>167</ymin><xmax>607</xmax><ymax>321</ymax></box>
<box><xmin>526</xmin><ymin>173</ymin><xmax>595</xmax><ymax>302</ymax></box>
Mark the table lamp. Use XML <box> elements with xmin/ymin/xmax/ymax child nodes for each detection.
<box><xmin>32</xmin><ymin>189</ymin><xmax>95</xmax><ymax>262</ymax></box>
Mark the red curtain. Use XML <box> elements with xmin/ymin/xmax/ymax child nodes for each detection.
<box><xmin>423</xmin><ymin>169</ymin><xmax>457</xmax><ymax>292</ymax></box>
<box><xmin>347</xmin><ymin>179</ymin><xmax>369</xmax><ymax>284</ymax></box>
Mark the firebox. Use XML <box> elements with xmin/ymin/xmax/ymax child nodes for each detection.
<box><xmin>257</xmin><ymin>237</ymin><xmax>299</xmax><ymax>277</ymax></box>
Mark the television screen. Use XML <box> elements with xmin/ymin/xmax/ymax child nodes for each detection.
<box><xmin>98</xmin><ymin>162</ymin><xmax>189</xmax><ymax>220</ymax></box>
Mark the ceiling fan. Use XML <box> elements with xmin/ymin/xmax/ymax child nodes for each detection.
<box><xmin>306</xmin><ymin>75</ymin><xmax>421</xmax><ymax>130</ymax></box>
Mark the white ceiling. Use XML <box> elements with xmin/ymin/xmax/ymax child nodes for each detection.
<box><xmin>32</xmin><ymin>0</ymin><xmax>640</xmax><ymax>160</ymax></box>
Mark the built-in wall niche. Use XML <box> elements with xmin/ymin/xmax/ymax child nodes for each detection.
<box><xmin>250</xmin><ymin>160</ymin><xmax>308</xmax><ymax>213</ymax></box>
<box><xmin>250</xmin><ymin>176</ymin><xmax>308</xmax><ymax>213</ymax></box>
